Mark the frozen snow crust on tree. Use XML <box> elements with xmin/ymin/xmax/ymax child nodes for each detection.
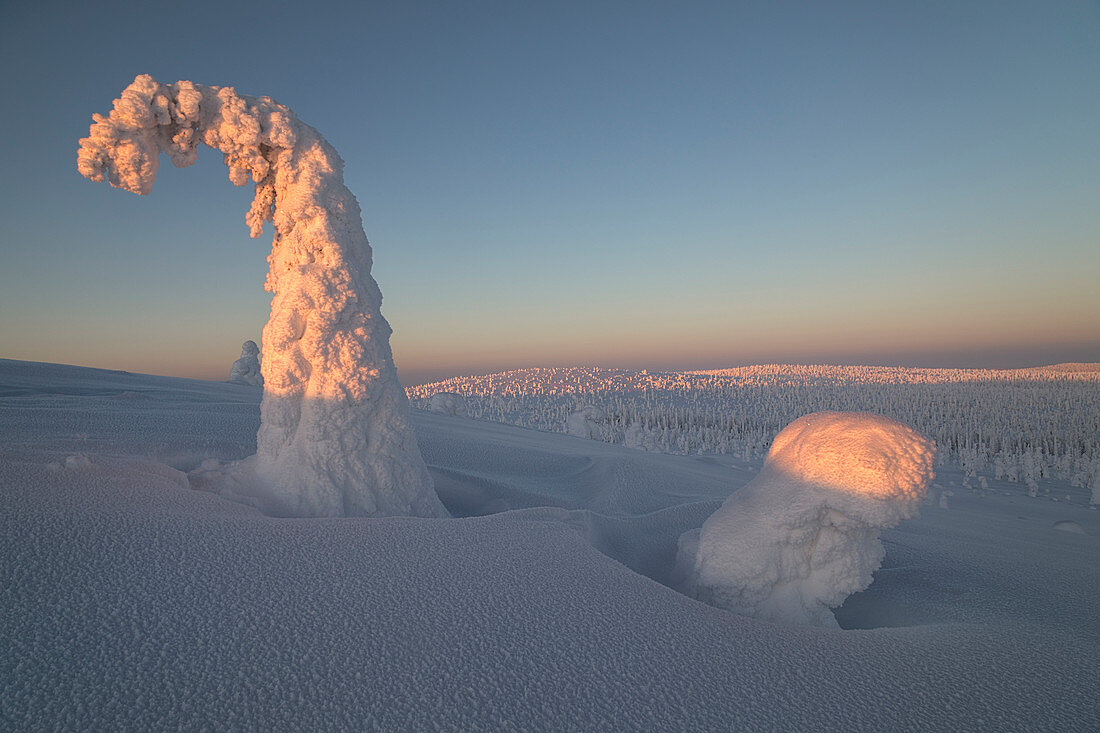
<box><xmin>78</xmin><ymin>75</ymin><xmax>444</xmax><ymax>518</ymax></box>
<box><xmin>680</xmin><ymin>412</ymin><xmax>935</xmax><ymax>627</ymax></box>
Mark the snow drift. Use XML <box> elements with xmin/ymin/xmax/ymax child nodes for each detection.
<box><xmin>228</xmin><ymin>340</ymin><xmax>263</xmax><ymax>387</ymax></box>
<box><xmin>678</xmin><ymin>412</ymin><xmax>935</xmax><ymax>627</ymax></box>
<box><xmin>78</xmin><ymin>75</ymin><xmax>444</xmax><ymax>518</ymax></box>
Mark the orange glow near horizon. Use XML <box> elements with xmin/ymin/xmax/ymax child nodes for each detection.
<box><xmin>4</xmin><ymin>322</ymin><xmax>1098</xmax><ymax>385</ymax></box>
<box><xmin>3</xmin><ymin>285</ymin><xmax>1098</xmax><ymax>384</ymax></box>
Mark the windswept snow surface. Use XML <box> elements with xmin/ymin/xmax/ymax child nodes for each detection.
<box><xmin>78</xmin><ymin>75</ymin><xmax>442</xmax><ymax>519</ymax></box>
<box><xmin>2</xmin><ymin>359</ymin><xmax>1099</xmax><ymax>730</ymax></box>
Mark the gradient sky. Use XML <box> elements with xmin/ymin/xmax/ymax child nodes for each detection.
<box><xmin>1</xmin><ymin>0</ymin><xmax>1097</xmax><ymax>384</ymax></box>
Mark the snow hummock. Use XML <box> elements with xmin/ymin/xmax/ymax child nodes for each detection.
<box><xmin>228</xmin><ymin>340</ymin><xmax>263</xmax><ymax>387</ymax></box>
<box><xmin>1052</xmin><ymin>520</ymin><xmax>1085</xmax><ymax>534</ymax></box>
<box><xmin>77</xmin><ymin>75</ymin><xmax>445</xmax><ymax>518</ymax></box>
<box><xmin>679</xmin><ymin>412</ymin><xmax>935</xmax><ymax>627</ymax></box>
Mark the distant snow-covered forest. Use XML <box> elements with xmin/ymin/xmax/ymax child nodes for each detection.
<box><xmin>408</xmin><ymin>365</ymin><xmax>1100</xmax><ymax>492</ymax></box>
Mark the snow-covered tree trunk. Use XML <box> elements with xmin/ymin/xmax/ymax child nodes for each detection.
<box><xmin>78</xmin><ymin>75</ymin><xmax>445</xmax><ymax>518</ymax></box>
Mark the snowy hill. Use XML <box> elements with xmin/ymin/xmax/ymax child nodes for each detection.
<box><xmin>2</xmin><ymin>358</ymin><xmax>1099</xmax><ymax>730</ymax></box>
<box><xmin>408</xmin><ymin>365</ymin><xmax>1100</xmax><ymax>492</ymax></box>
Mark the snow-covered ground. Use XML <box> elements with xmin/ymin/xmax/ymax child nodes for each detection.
<box><xmin>2</xmin><ymin>358</ymin><xmax>1098</xmax><ymax>730</ymax></box>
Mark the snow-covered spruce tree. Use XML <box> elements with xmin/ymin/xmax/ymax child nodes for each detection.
<box><xmin>677</xmin><ymin>412</ymin><xmax>935</xmax><ymax>627</ymax></box>
<box><xmin>229</xmin><ymin>340</ymin><xmax>263</xmax><ymax>387</ymax></box>
<box><xmin>427</xmin><ymin>391</ymin><xmax>467</xmax><ymax>417</ymax></box>
<box><xmin>78</xmin><ymin>75</ymin><xmax>445</xmax><ymax>518</ymax></box>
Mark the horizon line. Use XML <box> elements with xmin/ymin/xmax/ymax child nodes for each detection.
<box><xmin>10</xmin><ymin>356</ymin><xmax>1098</xmax><ymax>388</ymax></box>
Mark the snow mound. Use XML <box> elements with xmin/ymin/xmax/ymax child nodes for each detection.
<box><xmin>228</xmin><ymin>340</ymin><xmax>263</xmax><ymax>387</ymax></box>
<box><xmin>428</xmin><ymin>392</ymin><xmax>467</xmax><ymax>416</ymax></box>
<box><xmin>679</xmin><ymin>411</ymin><xmax>935</xmax><ymax>627</ymax></box>
<box><xmin>78</xmin><ymin>75</ymin><xmax>444</xmax><ymax>518</ymax></box>
<box><xmin>1052</xmin><ymin>520</ymin><xmax>1085</xmax><ymax>534</ymax></box>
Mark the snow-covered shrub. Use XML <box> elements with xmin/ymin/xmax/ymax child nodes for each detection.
<box><xmin>228</xmin><ymin>340</ymin><xmax>263</xmax><ymax>387</ymax></box>
<box><xmin>428</xmin><ymin>392</ymin><xmax>467</xmax><ymax>416</ymax></box>
<box><xmin>623</xmin><ymin>420</ymin><xmax>653</xmax><ymax>451</ymax></box>
<box><xmin>566</xmin><ymin>405</ymin><xmax>607</xmax><ymax>440</ymax></box>
<box><xmin>677</xmin><ymin>412</ymin><xmax>935</xmax><ymax>627</ymax></box>
<box><xmin>79</xmin><ymin>75</ymin><xmax>444</xmax><ymax>518</ymax></box>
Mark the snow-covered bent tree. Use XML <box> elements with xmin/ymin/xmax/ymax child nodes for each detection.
<box><xmin>677</xmin><ymin>412</ymin><xmax>934</xmax><ymax>627</ymax></box>
<box><xmin>78</xmin><ymin>75</ymin><xmax>446</xmax><ymax>518</ymax></box>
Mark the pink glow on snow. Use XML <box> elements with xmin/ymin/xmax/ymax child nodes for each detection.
<box><xmin>763</xmin><ymin>412</ymin><xmax>935</xmax><ymax>502</ymax></box>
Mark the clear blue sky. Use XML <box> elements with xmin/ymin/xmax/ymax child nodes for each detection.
<box><xmin>1</xmin><ymin>0</ymin><xmax>1097</xmax><ymax>384</ymax></box>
